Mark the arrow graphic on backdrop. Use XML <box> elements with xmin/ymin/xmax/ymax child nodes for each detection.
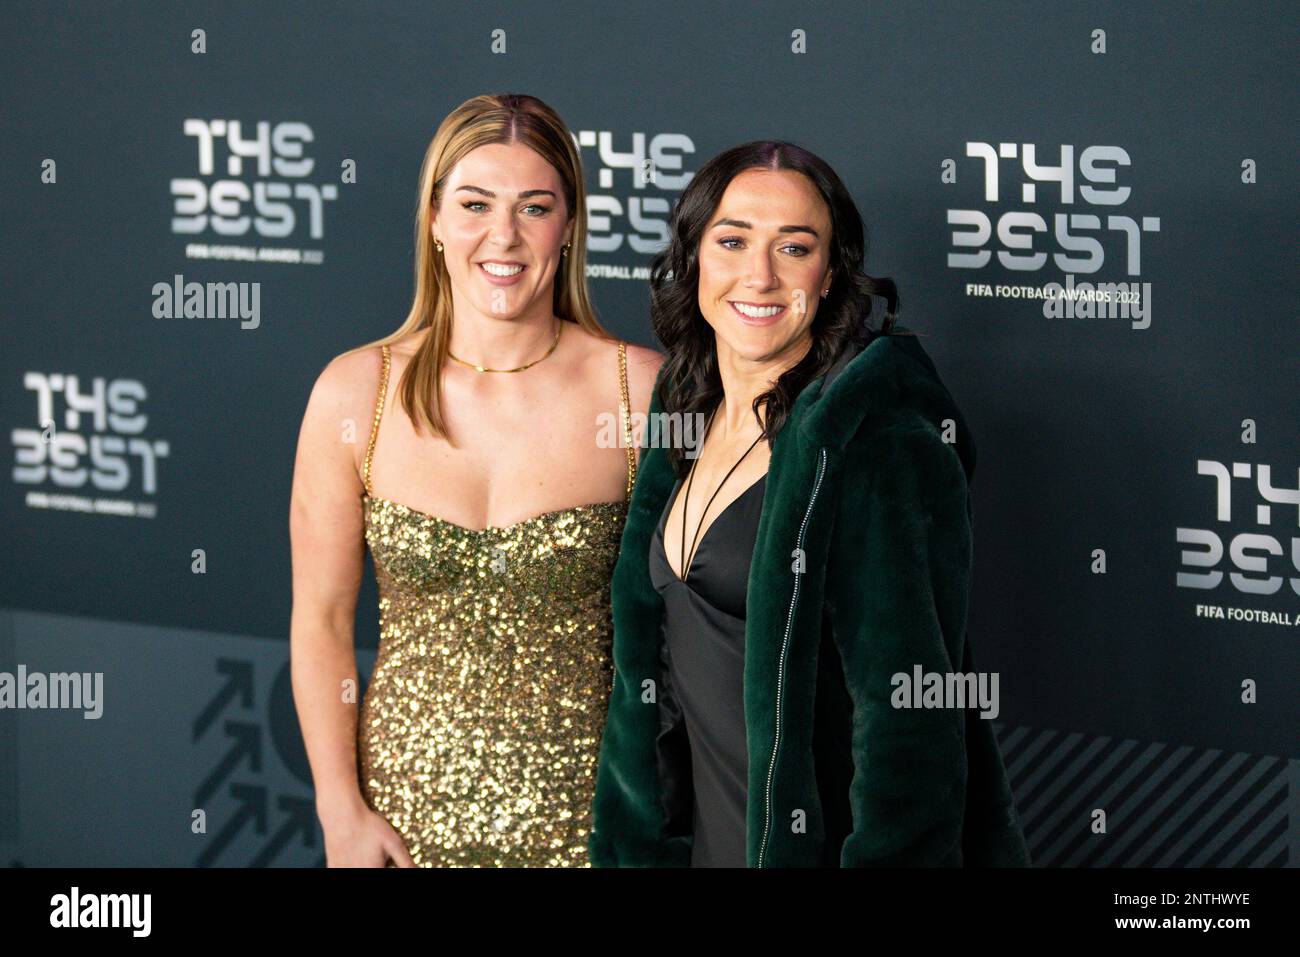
<box><xmin>194</xmin><ymin>721</ymin><xmax>262</xmax><ymax>807</ymax></box>
<box><xmin>192</xmin><ymin>658</ymin><xmax>254</xmax><ymax>741</ymax></box>
<box><xmin>197</xmin><ymin>782</ymin><xmax>268</xmax><ymax>867</ymax></box>
<box><xmin>193</xmin><ymin>657</ymin><xmax>323</xmax><ymax>865</ymax></box>
<box><xmin>249</xmin><ymin>794</ymin><xmax>318</xmax><ymax>866</ymax></box>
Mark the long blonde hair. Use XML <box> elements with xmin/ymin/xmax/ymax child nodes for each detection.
<box><xmin>344</xmin><ymin>93</ymin><xmax>611</xmax><ymax>442</ymax></box>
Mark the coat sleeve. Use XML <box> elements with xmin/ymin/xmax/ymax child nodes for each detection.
<box><xmin>587</xmin><ymin>407</ymin><xmax>693</xmax><ymax>867</ymax></box>
<box><xmin>826</xmin><ymin>424</ymin><xmax>973</xmax><ymax>866</ymax></box>
<box><xmin>587</xmin><ymin>592</ymin><xmax>694</xmax><ymax>867</ymax></box>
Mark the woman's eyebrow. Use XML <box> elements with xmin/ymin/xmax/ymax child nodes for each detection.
<box><xmin>710</xmin><ymin>217</ymin><xmax>819</xmax><ymax>237</ymax></box>
<box><xmin>456</xmin><ymin>185</ymin><xmax>557</xmax><ymax>200</ymax></box>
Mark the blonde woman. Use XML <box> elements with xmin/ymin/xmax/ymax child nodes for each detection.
<box><xmin>289</xmin><ymin>93</ymin><xmax>662</xmax><ymax>867</ymax></box>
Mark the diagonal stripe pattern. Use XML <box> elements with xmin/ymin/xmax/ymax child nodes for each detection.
<box><xmin>992</xmin><ymin>724</ymin><xmax>1294</xmax><ymax>868</ymax></box>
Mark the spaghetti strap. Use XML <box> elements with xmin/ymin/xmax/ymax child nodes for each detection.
<box><xmin>362</xmin><ymin>344</ymin><xmax>391</xmax><ymax>497</ymax></box>
<box><xmin>617</xmin><ymin>341</ymin><xmax>637</xmax><ymax>498</ymax></box>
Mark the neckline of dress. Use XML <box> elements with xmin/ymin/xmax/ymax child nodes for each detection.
<box><xmin>662</xmin><ymin>471</ymin><xmax>767</xmax><ymax>583</ymax></box>
<box><xmin>364</xmin><ymin>493</ymin><xmax>627</xmax><ymax>535</ymax></box>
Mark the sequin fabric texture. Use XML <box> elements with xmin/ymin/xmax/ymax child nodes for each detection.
<box><xmin>358</xmin><ymin>496</ymin><xmax>627</xmax><ymax>867</ymax></box>
<box><xmin>353</xmin><ymin>339</ymin><xmax>638</xmax><ymax>867</ymax></box>
<box><xmin>356</xmin><ymin>343</ymin><xmax>639</xmax><ymax>868</ymax></box>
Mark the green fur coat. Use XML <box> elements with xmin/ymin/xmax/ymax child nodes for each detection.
<box><xmin>589</xmin><ymin>327</ymin><xmax>1032</xmax><ymax>867</ymax></box>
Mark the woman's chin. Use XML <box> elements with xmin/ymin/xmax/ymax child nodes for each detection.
<box><xmin>720</xmin><ymin>326</ymin><xmax>804</xmax><ymax>363</ymax></box>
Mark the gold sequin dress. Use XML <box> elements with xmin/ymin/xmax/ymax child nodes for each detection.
<box><xmin>356</xmin><ymin>340</ymin><xmax>637</xmax><ymax>867</ymax></box>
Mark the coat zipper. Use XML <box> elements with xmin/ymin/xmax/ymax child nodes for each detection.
<box><xmin>758</xmin><ymin>446</ymin><xmax>827</xmax><ymax>867</ymax></box>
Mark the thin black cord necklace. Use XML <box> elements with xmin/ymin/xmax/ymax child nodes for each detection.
<box><xmin>678</xmin><ymin>405</ymin><xmax>764</xmax><ymax>582</ymax></box>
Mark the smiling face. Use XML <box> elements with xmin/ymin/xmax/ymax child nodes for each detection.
<box><xmin>431</xmin><ymin>141</ymin><xmax>573</xmax><ymax>321</ymax></box>
<box><xmin>696</xmin><ymin>167</ymin><xmax>834</xmax><ymax>369</ymax></box>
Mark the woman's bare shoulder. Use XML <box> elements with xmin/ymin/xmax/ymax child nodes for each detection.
<box><xmin>312</xmin><ymin>330</ymin><xmax>423</xmax><ymax>401</ymax></box>
<box><xmin>621</xmin><ymin>340</ymin><xmax>664</xmax><ymax>413</ymax></box>
<box><xmin>311</xmin><ymin>343</ymin><xmax>385</xmax><ymax>410</ymax></box>
<box><xmin>293</xmin><ymin>344</ymin><xmax>387</xmax><ymax>484</ymax></box>
<box><xmin>574</xmin><ymin>329</ymin><xmax>663</xmax><ymax>413</ymax></box>
<box><xmin>570</xmin><ymin>323</ymin><xmax>659</xmax><ymax>366</ymax></box>
<box><xmin>622</xmin><ymin>340</ymin><xmax>664</xmax><ymax>374</ymax></box>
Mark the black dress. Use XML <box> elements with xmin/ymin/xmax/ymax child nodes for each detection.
<box><xmin>648</xmin><ymin>472</ymin><xmax>767</xmax><ymax>867</ymax></box>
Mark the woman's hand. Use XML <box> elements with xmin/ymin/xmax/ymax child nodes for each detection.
<box><xmin>322</xmin><ymin>801</ymin><xmax>417</xmax><ymax>868</ymax></box>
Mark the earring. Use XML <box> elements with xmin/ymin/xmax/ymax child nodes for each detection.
<box><xmin>562</xmin><ymin>241</ymin><xmax>572</xmax><ymax>254</ymax></box>
<box><xmin>820</xmin><ymin>288</ymin><xmax>829</xmax><ymax>298</ymax></box>
<box><xmin>434</xmin><ymin>239</ymin><xmax>444</xmax><ymax>253</ymax></box>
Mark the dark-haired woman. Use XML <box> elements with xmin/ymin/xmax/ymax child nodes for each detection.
<box><xmin>589</xmin><ymin>141</ymin><xmax>1030</xmax><ymax>867</ymax></box>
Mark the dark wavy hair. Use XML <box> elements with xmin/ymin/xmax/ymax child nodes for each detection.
<box><xmin>651</xmin><ymin>140</ymin><xmax>902</xmax><ymax>477</ymax></box>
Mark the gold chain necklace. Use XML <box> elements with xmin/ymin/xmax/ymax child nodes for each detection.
<box><xmin>447</xmin><ymin>319</ymin><xmax>563</xmax><ymax>373</ymax></box>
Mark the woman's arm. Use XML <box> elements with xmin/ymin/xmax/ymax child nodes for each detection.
<box><xmin>288</xmin><ymin>350</ymin><xmax>377</xmax><ymax>829</ymax></box>
<box><xmin>827</xmin><ymin>423</ymin><xmax>973</xmax><ymax>866</ymax></box>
